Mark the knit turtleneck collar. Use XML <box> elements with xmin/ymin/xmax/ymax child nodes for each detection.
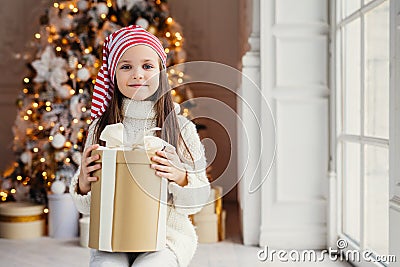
<box><xmin>121</xmin><ymin>97</ymin><xmax>156</xmax><ymax>119</ymax></box>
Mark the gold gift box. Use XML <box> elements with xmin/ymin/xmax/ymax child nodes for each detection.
<box><xmin>191</xmin><ymin>186</ymin><xmax>226</xmax><ymax>243</ymax></box>
<box><xmin>0</xmin><ymin>202</ymin><xmax>45</xmax><ymax>239</ymax></box>
<box><xmin>89</xmin><ymin>148</ymin><xmax>167</xmax><ymax>252</ymax></box>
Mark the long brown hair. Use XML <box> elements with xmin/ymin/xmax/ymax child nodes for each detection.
<box><xmin>91</xmin><ymin>66</ymin><xmax>193</xmax><ymax>162</ymax></box>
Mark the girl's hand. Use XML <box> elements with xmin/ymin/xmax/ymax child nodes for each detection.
<box><xmin>151</xmin><ymin>145</ymin><xmax>188</xmax><ymax>186</ymax></box>
<box><xmin>78</xmin><ymin>144</ymin><xmax>102</xmax><ymax>195</ymax></box>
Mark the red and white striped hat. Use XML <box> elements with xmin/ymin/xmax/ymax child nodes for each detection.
<box><xmin>90</xmin><ymin>25</ymin><xmax>167</xmax><ymax>120</ymax></box>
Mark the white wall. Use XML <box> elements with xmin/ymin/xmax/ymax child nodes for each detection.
<box><xmin>238</xmin><ymin>0</ymin><xmax>330</xmax><ymax>248</ymax></box>
<box><xmin>259</xmin><ymin>0</ymin><xmax>330</xmax><ymax>249</ymax></box>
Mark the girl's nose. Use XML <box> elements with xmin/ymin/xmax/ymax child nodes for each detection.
<box><xmin>132</xmin><ymin>68</ymin><xmax>144</xmax><ymax>80</ymax></box>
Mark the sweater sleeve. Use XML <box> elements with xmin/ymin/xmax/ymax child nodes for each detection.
<box><xmin>69</xmin><ymin>118</ymin><xmax>99</xmax><ymax>215</ymax></box>
<box><xmin>168</xmin><ymin>115</ymin><xmax>211</xmax><ymax>216</ymax></box>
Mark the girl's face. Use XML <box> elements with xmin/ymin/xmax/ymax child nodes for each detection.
<box><xmin>115</xmin><ymin>45</ymin><xmax>161</xmax><ymax>100</ymax></box>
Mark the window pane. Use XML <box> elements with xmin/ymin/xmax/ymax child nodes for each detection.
<box><xmin>364</xmin><ymin>1</ymin><xmax>389</xmax><ymax>139</ymax></box>
<box><xmin>342</xmin><ymin>142</ymin><xmax>360</xmax><ymax>243</ymax></box>
<box><xmin>343</xmin><ymin>19</ymin><xmax>361</xmax><ymax>135</ymax></box>
<box><xmin>365</xmin><ymin>145</ymin><xmax>389</xmax><ymax>256</ymax></box>
<box><xmin>343</xmin><ymin>0</ymin><xmax>361</xmax><ymax>18</ymax></box>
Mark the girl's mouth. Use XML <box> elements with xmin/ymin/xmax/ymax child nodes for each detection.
<box><xmin>128</xmin><ymin>84</ymin><xmax>148</xmax><ymax>88</ymax></box>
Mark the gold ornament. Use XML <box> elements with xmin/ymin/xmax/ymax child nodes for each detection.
<box><xmin>148</xmin><ymin>25</ymin><xmax>157</xmax><ymax>35</ymax></box>
<box><xmin>173</xmin><ymin>95</ymin><xmax>182</xmax><ymax>103</ymax></box>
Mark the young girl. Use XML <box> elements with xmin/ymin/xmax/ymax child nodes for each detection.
<box><xmin>70</xmin><ymin>25</ymin><xmax>210</xmax><ymax>267</ymax></box>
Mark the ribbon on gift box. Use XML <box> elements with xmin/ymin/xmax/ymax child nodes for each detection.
<box><xmin>99</xmin><ymin>123</ymin><xmax>165</xmax><ymax>151</ymax></box>
<box><xmin>94</xmin><ymin>123</ymin><xmax>168</xmax><ymax>252</ymax></box>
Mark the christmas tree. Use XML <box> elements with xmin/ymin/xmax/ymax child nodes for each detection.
<box><xmin>0</xmin><ymin>0</ymin><xmax>193</xmax><ymax>204</ymax></box>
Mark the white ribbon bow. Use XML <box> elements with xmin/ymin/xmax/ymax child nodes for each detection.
<box><xmin>99</xmin><ymin>123</ymin><xmax>166</xmax><ymax>152</ymax></box>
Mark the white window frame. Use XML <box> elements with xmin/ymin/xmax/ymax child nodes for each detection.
<box><xmin>332</xmin><ymin>0</ymin><xmax>391</xmax><ymax>266</ymax></box>
<box><xmin>388</xmin><ymin>3</ymin><xmax>400</xmax><ymax>262</ymax></box>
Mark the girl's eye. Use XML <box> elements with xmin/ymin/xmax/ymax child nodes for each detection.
<box><xmin>143</xmin><ymin>64</ymin><xmax>154</xmax><ymax>70</ymax></box>
<box><xmin>120</xmin><ymin>65</ymin><xmax>131</xmax><ymax>70</ymax></box>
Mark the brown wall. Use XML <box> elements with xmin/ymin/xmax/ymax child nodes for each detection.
<box><xmin>168</xmin><ymin>0</ymin><xmax>251</xmax><ymax>201</ymax></box>
<box><xmin>0</xmin><ymin>0</ymin><xmax>51</xmax><ymax>172</ymax></box>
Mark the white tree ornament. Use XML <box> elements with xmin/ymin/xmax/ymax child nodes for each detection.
<box><xmin>116</xmin><ymin>0</ymin><xmax>143</xmax><ymax>11</ymax></box>
<box><xmin>51</xmin><ymin>180</ymin><xmax>66</xmax><ymax>194</ymax></box>
<box><xmin>77</xmin><ymin>67</ymin><xmax>91</xmax><ymax>82</ymax></box>
<box><xmin>31</xmin><ymin>46</ymin><xmax>68</xmax><ymax>89</ymax></box>
<box><xmin>51</xmin><ymin>133</ymin><xmax>67</xmax><ymax>149</ymax></box>
<box><xmin>135</xmin><ymin>17</ymin><xmax>149</xmax><ymax>29</ymax></box>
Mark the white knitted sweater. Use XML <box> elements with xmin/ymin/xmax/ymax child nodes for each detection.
<box><xmin>70</xmin><ymin>98</ymin><xmax>210</xmax><ymax>267</ymax></box>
